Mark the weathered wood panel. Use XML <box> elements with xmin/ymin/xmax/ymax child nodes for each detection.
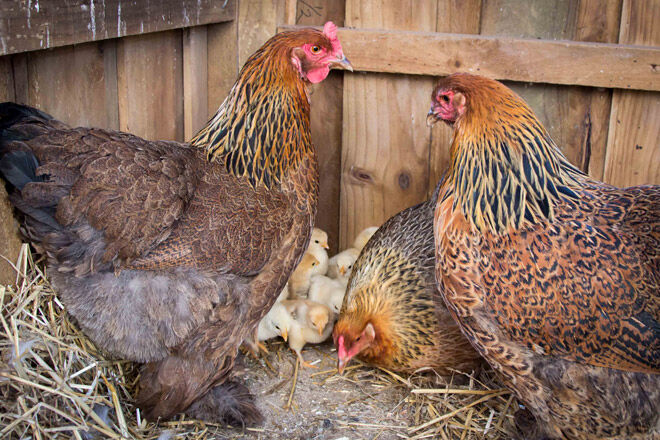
<box><xmin>341</xmin><ymin>0</ymin><xmax>437</xmax><ymax>250</ymax></box>
<box><xmin>296</xmin><ymin>0</ymin><xmax>345</xmax><ymax>254</ymax></box>
<box><xmin>309</xmin><ymin>28</ymin><xmax>659</xmax><ymax>92</ymax></box>
<box><xmin>237</xmin><ymin>0</ymin><xmax>285</xmax><ymax>68</ymax></box>
<box><xmin>207</xmin><ymin>19</ymin><xmax>239</xmax><ymax>118</ymax></box>
<box><xmin>0</xmin><ymin>0</ymin><xmax>236</xmax><ymax>56</ymax></box>
<box><xmin>26</xmin><ymin>41</ymin><xmax>115</xmax><ymax>129</ymax></box>
<box><xmin>0</xmin><ymin>185</ymin><xmax>22</xmax><ymax>286</ymax></box>
<box><xmin>603</xmin><ymin>0</ymin><xmax>660</xmax><ymax>186</ymax></box>
<box><xmin>0</xmin><ymin>56</ymin><xmax>14</xmax><ymax>101</ymax></box>
<box><xmin>183</xmin><ymin>27</ymin><xmax>208</xmax><ymax>141</ymax></box>
<box><xmin>116</xmin><ymin>30</ymin><xmax>183</xmax><ymax>142</ymax></box>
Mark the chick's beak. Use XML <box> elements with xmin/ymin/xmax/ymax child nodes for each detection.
<box><xmin>281</xmin><ymin>328</ymin><xmax>288</xmax><ymax>342</ymax></box>
<box><xmin>322</xmin><ymin>241</ymin><xmax>330</xmax><ymax>250</ymax></box>
<box><xmin>339</xmin><ymin>266</ymin><xmax>346</xmax><ymax>276</ymax></box>
<box><xmin>426</xmin><ymin>108</ymin><xmax>439</xmax><ymax>127</ymax></box>
<box><xmin>331</xmin><ymin>54</ymin><xmax>353</xmax><ymax>72</ymax></box>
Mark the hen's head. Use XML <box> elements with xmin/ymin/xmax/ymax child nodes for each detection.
<box><xmin>333</xmin><ymin>319</ymin><xmax>377</xmax><ymax>374</ymax></box>
<box><xmin>266</xmin><ymin>21</ymin><xmax>352</xmax><ymax>84</ymax></box>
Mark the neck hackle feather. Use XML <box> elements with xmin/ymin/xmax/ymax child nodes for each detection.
<box><xmin>442</xmin><ymin>74</ymin><xmax>584</xmax><ymax>234</ymax></box>
<box><xmin>190</xmin><ymin>30</ymin><xmax>321</xmax><ymax>189</ymax></box>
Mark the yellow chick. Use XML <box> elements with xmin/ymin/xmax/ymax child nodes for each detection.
<box><xmin>247</xmin><ymin>300</ymin><xmax>293</xmax><ymax>355</ymax></box>
<box><xmin>327</xmin><ymin>248</ymin><xmax>360</xmax><ymax>281</ymax></box>
<box><xmin>281</xmin><ymin>299</ymin><xmax>335</xmax><ymax>367</ymax></box>
<box><xmin>307</xmin><ymin>227</ymin><xmax>329</xmax><ymax>276</ymax></box>
<box><xmin>352</xmin><ymin>226</ymin><xmax>379</xmax><ymax>251</ymax></box>
<box><xmin>308</xmin><ymin>274</ymin><xmax>347</xmax><ymax>314</ymax></box>
<box><xmin>288</xmin><ymin>253</ymin><xmax>321</xmax><ymax>298</ymax></box>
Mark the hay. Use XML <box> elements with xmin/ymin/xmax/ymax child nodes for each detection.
<box><xmin>0</xmin><ymin>245</ymin><xmax>517</xmax><ymax>439</ymax></box>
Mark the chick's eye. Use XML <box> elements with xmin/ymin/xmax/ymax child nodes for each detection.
<box><xmin>315</xmin><ymin>240</ymin><xmax>319</xmax><ymax>243</ymax></box>
<box><xmin>311</xmin><ymin>45</ymin><xmax>321</xmax><ymax>54</ymax></box>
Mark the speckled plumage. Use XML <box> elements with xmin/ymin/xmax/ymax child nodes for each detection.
<box><xmin>430</xmin><ymin>73</ymin><xmax>660</xmax><ymax>439</ymax></box>
<box><xmin>334</xmin><ymin>183</ymin><xmax>481</xmax><ymax>374</ymax></box>
<box><xmin>0</xmin><ymin>25</ymin><xmax>349</xmax><ymax>424</ymax></box>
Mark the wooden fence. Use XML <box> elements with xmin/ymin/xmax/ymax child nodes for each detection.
<box><xmin>0</xmin><ymin>0</ymin><xmax>658</xmax><ymax>283</ymax></box>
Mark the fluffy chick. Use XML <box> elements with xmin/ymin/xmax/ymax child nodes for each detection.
<box><xmin>333</xmin><ymin>185</ymin><xmax>482</xmax><ymax>375</ymax></box>
<box><xmin>308</xmin><ymin>274</ymin><xmax>347</xmax><ymax>314</ymax></box>
<box><xmin>307</xmin><ymin>227</ymin><xmax>329</xmax><ymax>275</ymax></box>
<box><xmin>256</xmin><ymin>302</ymin><xmax>292</xmax><ymax>344</ymax></box>
<box><xmin>288</xmin><ymin>253</ymin><xmax>321</xmax><ymax>297</ymax></box>
<box><xmin>281</xmin><ymin>299</ymin><xmax>335</xmax><ymax>367</ymax></box>
<box><xmin>352</xmin><ymin>226</ymin><xmax>378</xmax><ymax>251</ymax></box>
<box><xmin>327</xmin><ymin>248</ymin><xmax>359</xmax><ymax>281</ymax></box>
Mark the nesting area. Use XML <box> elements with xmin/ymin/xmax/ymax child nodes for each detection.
<box><xmin>1</xmin><ymin>246</ymin><xmax>518</xmax><ymax>440</ymax></box>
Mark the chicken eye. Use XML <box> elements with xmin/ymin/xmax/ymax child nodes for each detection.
<box><xmin>315</xmin><ymin>240</ymin><xmax>319</xmax><ymax>243</ymax></box>
<box><xmin>311</xmin><ymin>45</ymin><xmax>321</xmax><ymax>54</ymax></box>
<box><xmin>441</xmin><ymin>94</ymin><xmax>450</xmax><ymax>103</ymax></box>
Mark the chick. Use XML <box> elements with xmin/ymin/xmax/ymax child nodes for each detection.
<box><xmin>327</xmin><ymin>248</ymin><xmax>359</xmax><ymax>281</ymax></box>
<box><xmin>247</xmin><ymin>300</ymin><xmax>293</xmax><ymax>355</ymax></box>
<box><xmin>288</xmin><ymin>253</ymin><xmax>321</xmax><ymax>298</ymax></box>
<box><xmin>308</xmin><ymin>274</ymin><xmax>347</xmax><ymax>314</ymax></box>
<box><xmin>281</xmin><ymin>299</ymin><xmax>335</xmax><ymax>367</ymax></box>
<box><xmin>307</xmin><ymin>227</ymin><xmax>329</xmax><ymax>276</ymax></box>
<box><xmin>352</xmin><ymin>226</ymin><xmax>378</xmax><ymax>251</ymax></box>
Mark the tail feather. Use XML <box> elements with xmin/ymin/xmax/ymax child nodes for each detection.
<box><xmin>0</xmin><ymin>150</ymin><xmax>41</xmax><ymax>191</ymax></box>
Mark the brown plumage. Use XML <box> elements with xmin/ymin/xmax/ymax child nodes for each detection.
<box><xmin>428</xmin><ymin>73</ymin><xmax>659</xmax><ymax>439</ymax></box>
<box><xmin>333</xmin><ymin>183</ymin><xmax>482</xmax><ymax>375</ymax></box>
<box><xmin>0</xmin><ymin>23</ymin><xmax>351</xmax><ymax>425</ymax></box>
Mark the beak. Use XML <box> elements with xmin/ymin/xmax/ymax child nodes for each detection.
<box><xmin>318</xmin><ymin>325</ymin><xmax>324</xmax><ymax>336</ymax></box>
<box><xmin>331</xmin><ymin>54</ymin><xmax>353</xmax><ymax>72</ymax></box>
<box><xmin>426</xmin><ymin>109</ymin><xmax>438</xmax><ymax>127</ymax></box>
<box><xmin>337</xmin><ymin>357</ymin><xmax>347</xmax><ymax>375</ymax></box>
<box><xmin>339</xmin><ymin>266</ymin><xmax>346</xmax><ymax>276</ymax></box>
<box><xmin>322</xmin><ymin>241</ymin><xmax>329</xmax><ymax>250</ymax></box>
<box><xmin>281</xmin><ymin>328</ymin><xmax>288</xmax><ymax>342</ymax></box>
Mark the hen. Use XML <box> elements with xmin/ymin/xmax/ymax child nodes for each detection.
<box><xmin>428</xmin><ymin>73</ymin><xmax>659</xmax><ymax>439</ymax></box>
<box><xmin>333</xmin><ymin>183</ymin><xmax>481</xmax><ymax>375</ymax></box>
<box><xmin>0</xmin><ymin>22</ymin><xmax>351</xmax><ymax>425</ymax></box>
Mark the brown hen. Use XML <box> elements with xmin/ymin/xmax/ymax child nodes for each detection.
<box><xmin>428</xmin><ymin>73</ymin><xmax>659</xmax><ymax>440</ymax></box>
<box><xmin>0</xmin><ymin>23</ymin><xmax>351</xmax><ymax>425</ymax></box>
<box><xmin>333</xmin><ymin>182</ymin><xmax>482</xmax><ymax>375</ymax></box>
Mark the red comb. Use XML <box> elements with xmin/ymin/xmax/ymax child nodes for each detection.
<box><xmin>323</xmin><ymin>21</ymin><xmax>342</xmax><ymax>54</ymax></box>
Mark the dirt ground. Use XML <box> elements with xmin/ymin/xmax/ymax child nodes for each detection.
<box><xmin>209</xmin><ymin>340</ymin><xmax>415</xmax><ymax>440</ymax></box>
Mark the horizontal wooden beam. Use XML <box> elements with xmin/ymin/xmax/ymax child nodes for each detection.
<box><xmin>0</xmin><ymin>0</ymin><xmax>236</xmax><ymax>56</ymax></box>
<box><xmin>279</xmin><ymin>26</ymin><xmax>660</xmax><ymax>92</ymax></box>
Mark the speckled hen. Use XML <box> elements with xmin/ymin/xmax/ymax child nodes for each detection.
<box><xmin>428</xmin><ymin>73</ymin><xmax>659</xmax><ymax>440</ymax></box>
<box><xmin>0</xmin><ymin>23</ymin><xmax>351</xmax><ymax>425</ymax></box>
<box><xmin>333</xmin><ymin>182</ymin><xmax>482</xmax><ymax>375</ymax></box>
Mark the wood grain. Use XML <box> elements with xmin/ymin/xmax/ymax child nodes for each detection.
<box><xmin>279</xmin><ymin>26</ymin><xmax>660</xmax><ymax>92</ymax></box>
<box><xmin>207</xmin><ymin>19</ymin><xmax>239</xmax><ymax>118</ymax></box>
<box><xmin>117</xmin><ymin>30</ymin><xmax>183</xmax><ymax>142</ymax></box>
<box><xmin>0</xmin><ymin>56</ymin><xmax>15</xmax><ymax>101</ymax></box>
<box><xmin>603</xmin><ymin>0</ymin><xmax>660</xmax><ymax>186</ymax></box>
<box><xmin>0</xmin><ymin>184</ymin><xmax>23</xmax><ymax>286</ymax></box>
<box><xmin>0</xmin><ymin>0</ymin><xmax>236</xmax><ymax>56</ymax></box>
<box><xmin>26</xmin><ymin>42</ymin><xmax>111</xmax><ymax>129</ymax></box>
<box><xmin>238</xmin><ymin>0</ymin><xmax>285</xmax><ymax>69</ymax></box>
<box><xmin>340</xmin><ymin>0</ymin><xmax>437</xmax><ymax>250</ymax></box>
<box><xmin>183</xmin><ymin>27</ymin><xmax>208</xmax><ymax>141</ymax></box>
<box><xmin>296</xmin><ymin>0</ymin><xmax>346</xmax><ymax>255</ymax></box>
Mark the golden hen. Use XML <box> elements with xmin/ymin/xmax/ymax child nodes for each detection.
<box><xmin>333</xmin><ymin>183</ymin><xmax>481</xmax><ymax>375</ymax></box>
<box><xmin>0</xmin><ymin>23</ymin><xmax>351</xmax><ymax>425</ymax></box>
<box><xmin>428</xmin><ymin>73</ymin><xmax>659</xmax><ymax>440</ymax></box>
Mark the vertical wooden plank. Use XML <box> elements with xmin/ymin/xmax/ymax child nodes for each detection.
<box><xmin>429</xmin><ymin>0</ymin><xmax>482</xmax><ymax>196</ymax></box>
<box><xmin>603</xmin><ymin>0</ymin><xmax>660</xmax><ymax>186</ymax></box>
<box><xmin>183</xmin><ymin>27</ymin><xmax>208</xmax><ymax>141</ymax></box>
<box><xmin>207</xmin><ymin>19</ymin><xmax>239</xmax><ymax>117</ymax></box>
<box><xmin>11</xmin><ymin>53</ymin><xmax>28</xmax><ymax>104</ymax></box>
<box><xmin>26</xmin><ymin>42</ymin><xmax>110</xmax><ymax>128</ymax></box>
<box><xmin>0</xmin><ymin>56</ymin><xmax>15</xmax><ymax>101</ymax></box>
<box><xmin>341</xmin><ymin>0</ymin><xmax>437</xmax><ymax>250</ymax></box>
<box><xmin>237</xmin><ymin>0</ymin><xmax>286</xmax><ymax>68</ymax></box>
<box><xmin>296</xmin><ymin>0</ymin><xmax>346</xmax><ymax>254</ymax></box>
<box><xmin>117</xmin><ymin>30</ymin><xmax>184</xmax><ymax>141</ymax></box>
<box><xmin>0</xmin><ymin>57</ymin><xmax>22</xmax><ymax>286</ymax></box>
<box><xmin>101</xmin><ymin>40</ymin><xmax>120</xmax><ymax>130</ymax></box>
<box><xmin>479</xmin><ymin>0</ymin><xmax>620</xmax><ymax>179</ymax></box>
